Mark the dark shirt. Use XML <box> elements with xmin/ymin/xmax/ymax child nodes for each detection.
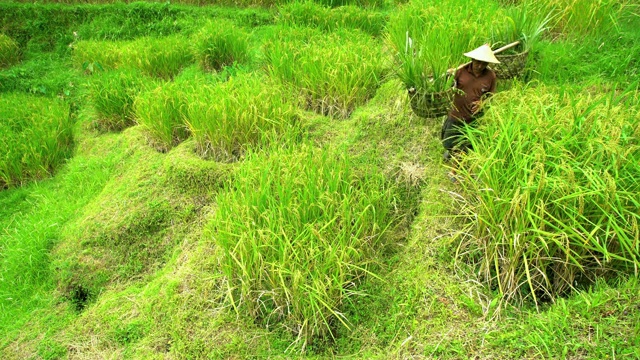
<box><xmin>449</xmin><ymin>64</ymin><xmax>496</xmax><ymax>123</ymax></box>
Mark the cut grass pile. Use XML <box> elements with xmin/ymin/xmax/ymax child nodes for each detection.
<box><xmin>52</xmin><ymin>129</ymin><xmax>201</xmax><ymax>311</ymax></box>
<box><xmin>210</xmin><ymin>145</ymin><xmax>399</xmax><ymax>347</ymax></box>
<box><xmin>0</xmin><ymin>93</ymin><xmax>74</xmax><ymax>189</ymax></box>
<box><xmin>456</xmin><ymin>83</ymin><xmax>640</xmax><ymax>307</ymax></box>
<box><xmin>266</xmin><ymin>28</ymin><xmax>385</xmax><ymax>118</ymax></box>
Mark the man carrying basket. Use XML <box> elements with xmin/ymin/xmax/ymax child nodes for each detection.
<box><xmin>441</xmin><ymin>44</ymin><xmax>499</xmax><ymax>172</ymax></box>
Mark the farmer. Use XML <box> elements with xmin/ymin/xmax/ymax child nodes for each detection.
<box><xmin>441</xmin><ymin>44</ymin><xmax>499</xmax><ymax>166</ymax></box>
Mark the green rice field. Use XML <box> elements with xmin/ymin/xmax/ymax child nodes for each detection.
<box><xmin>1</xmin><ymin>0</ymin><xmax>639</xmax><ymax>358</ymax></box>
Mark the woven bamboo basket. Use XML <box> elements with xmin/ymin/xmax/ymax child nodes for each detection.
<box><xmin>408</xmin><ymin>87</ymin><xmax>453</xmax><ymax>119</ymax></box>
<box><xmin>492</xmin><ymin>50</ymin><xmax>529</xmax><ymax>79</ymax></box>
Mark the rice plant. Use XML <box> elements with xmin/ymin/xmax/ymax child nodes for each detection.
<box><xmin>277</xmin><ymin>1</ymin><xmax>387</xmax><ymax>36</ymax></box>
<box><xmin>0</xmin><ymin>34</ymin><xmax>19</xmax><ymax>68</ymax></box>
<box><xmin>0</xmin><ymin>93</ymin><xmax>74</xmax><ymax>188</ymax></box>
<box><xmin>265</xmin><ymin>28</ymin><xmax>385</xmax><ymax>118</ymax></box>
<box><xmin>313</xmin><ymin>0</ymin><xmax>385</xmax><ymax>8</ymax></box>
<box><xmin>209</xmin><ymin>144</ymin><xmax>397</xmax><ymax>347</ymax></box>
<box><xmin>191</xmin><ymin>19</ymin><xmax>250</xmax><ymax>72</ymax></box>
<box><xmin>89</xmin><ymin>69</ymin><xmax>155</xmax><ymax>131</ymax></box>
<box><xmin>455</xmin><ymin>83</ymin><xmax>640</xmax><ymax>307</ymax></box>
<box><xmin>73</xmin><ymin>35</ymin><xmax>193</xmax><ymax>79</ymax></box>
<box><xmin>134</xmin><ymin>79</ymin><xmax>190</xmax><ymax>152</ymax></box>
<box><xmin>184</xmin><ymin>73</ymin><xmax>299</xmax><ymax>161</ymax></box>
<box><xmin>535</xmin><ymin>0</ymin><xmax>630</xmax><ymax>38</ymax></box>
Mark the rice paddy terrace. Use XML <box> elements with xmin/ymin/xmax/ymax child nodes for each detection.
<box><xmin>1</xmin><ymin>0</ymin><xmax>639</xmax><ymax>358</ymax></box>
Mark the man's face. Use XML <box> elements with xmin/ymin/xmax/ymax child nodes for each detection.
<box><xmin>472</xmin><ymin>59</ymin><xmax>488</xmax><ymax>73</ymax></box>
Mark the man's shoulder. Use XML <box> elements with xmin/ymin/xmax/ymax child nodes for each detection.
<box><xmin>485</xmin><ymin>68</ymin><xmax>496</xmax><ymax>79</ymax></box>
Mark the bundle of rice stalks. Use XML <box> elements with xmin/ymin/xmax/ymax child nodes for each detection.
<box><xmin>135</xmin><ymin>79</ymin><xmax>190</xmax><ymax>151</ymax></box>
<box><xmin>387</xmin><ymin>0</ymin><xmax>499</xmax><ymax>93</ymax></box>
<box><xmin>489</xmin><ymin>1</ymin><xmax>553</xmax><ymax>79</ymax></box>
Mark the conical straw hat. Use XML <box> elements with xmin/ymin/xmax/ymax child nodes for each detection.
<box><xmin>464</xmin><ymin>44</ymin><xmax>500</xmax><ymax>64</ymax></box>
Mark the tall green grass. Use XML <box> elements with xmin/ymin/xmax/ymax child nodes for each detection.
<box><xmin>455</xmin><ymin>83</ymin><xmax>640</xmax><ymax>307</ymax></box>
<box><xmin>89</xmin><ymin>69</ymin><xmax>155</xmax><ymax>131</ymax></box>
<box><xmin>0</xmin><ymin>34</ymin><xmax>19</xmax><ymax>68</ymax></box>
<box><xmin>135</xmin><ymin>71</ymin><xmax>297</xmax><ymax>157</ymax></box>
<box><xmin>192</xmin><ymin>19</ymin><xmax>250</xmax><ymax>72</ymax></box>
<box><xmin>209</xmin><ymin>145</ymin><xmax>397</xmax><ymax>347</ymax></box>
<box><xmin>535</xmin><ymin>0</ymin><xmax>630</xmax><ymax>38</ymax></box>
<box><xmin>0</xmin><ymin>2</ymin><xmax>273</xmax><ymax>56</ymax></box>
<box><xmin>135</xmin><ymin>79</ymin><xmax>190</xmax><ymax>152</ymax></box>
<box><xmin>184</xmin><ymin>73</ymin><xmax>299</xmax><ymax>161</ymax></box>
<box><xmin>266</xmin><ymin>28</ymin><xmax>385</xmax><ymax>118</ymax></box>
<box><xmin>73</xmin><ymin>35</ymin><xmax>193</xmax><ymax>79</ymax></box>
<box><xmin>0</xmin><ymin>93</ymin><xmax>74</xmax><ymax>189</ymax></box>
<box><xmin>277</xmin><ymin>1</ymin><xmax>387</xmax><ymax>36</ymax></box>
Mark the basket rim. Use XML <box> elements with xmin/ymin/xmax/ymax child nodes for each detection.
<box><xmin>495</xmin><ymin>49</ymin><xmax>530</xmax><ymax>59</ymax></box>
<box><xmin>407</xmin><ymin>87</ymin><xmax>454</xmax><ymax>96</ymax></box>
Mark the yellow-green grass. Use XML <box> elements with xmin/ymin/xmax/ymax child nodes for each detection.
<box><xmin>209</xmin><ymin>144</ymin><xmax>399</xmax><ymax>346</ymax></box>
<box><xmin>276</xmin><ymin>1</ymin><xmax>388</xmax><ymax>36</ymax></box>
<box><xmin>0</xmin><ymin>34</ymin><xmax>19</xmax><ymax>68</ymax></box>
<box><xmin>6</xmin><ymin>0</ymin><xmax>385</xmax><ymax>6</ymax></box>
<box><xmin>135</xmin><ymin>71</ymin><xmax>297</xmax><ymax>158</ymax></box>
<box><xmin>73</xmin><ymin>35</ymin><xmax>193</xmax><ymax>79</ymax></box>
<box><xmin>0</xmin><ymin>93</ymin><xmax>74</xmax><ymax>189</ymax></box>
<box><xmin>134</xmin><ymin>80</ymin><xmax>190</xmax><ymax>152</ymax></box>
<box><xmin>184</xmin><ymin>73</ymin><xmax>299</xmax><ymax>161</ymax></box>
<box><xmin>455</xmin><ymin>83</ymin><xmax>640</xmax><ymax>307</ymax></box>
<box><xmin>12</xmin><ymin>0</ymin><xmax>283</xmax><ymax>6</ymax></box>
<box><xmin>534</xmin><ymin>0</ymin><xmax>632</xmax><ymax>38</ymax></box>
<box><xmin>191</xmin><ymin>19</ymin><xmax>250</xmax><ymax>72</ymax></box>
<box><xmin>52</xmin><ymin>129</ymin><xmax>206</xmax><ymax>311</ymax></box>
<box><xmin>266</xmin><ymin>28</ymin><xmax>386</xmax><ymax>118</ymax></box>
<box><xmin>89</xmin><ymin>69</ymin><xmax>156</xmax><ymax>131</ymax></box>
